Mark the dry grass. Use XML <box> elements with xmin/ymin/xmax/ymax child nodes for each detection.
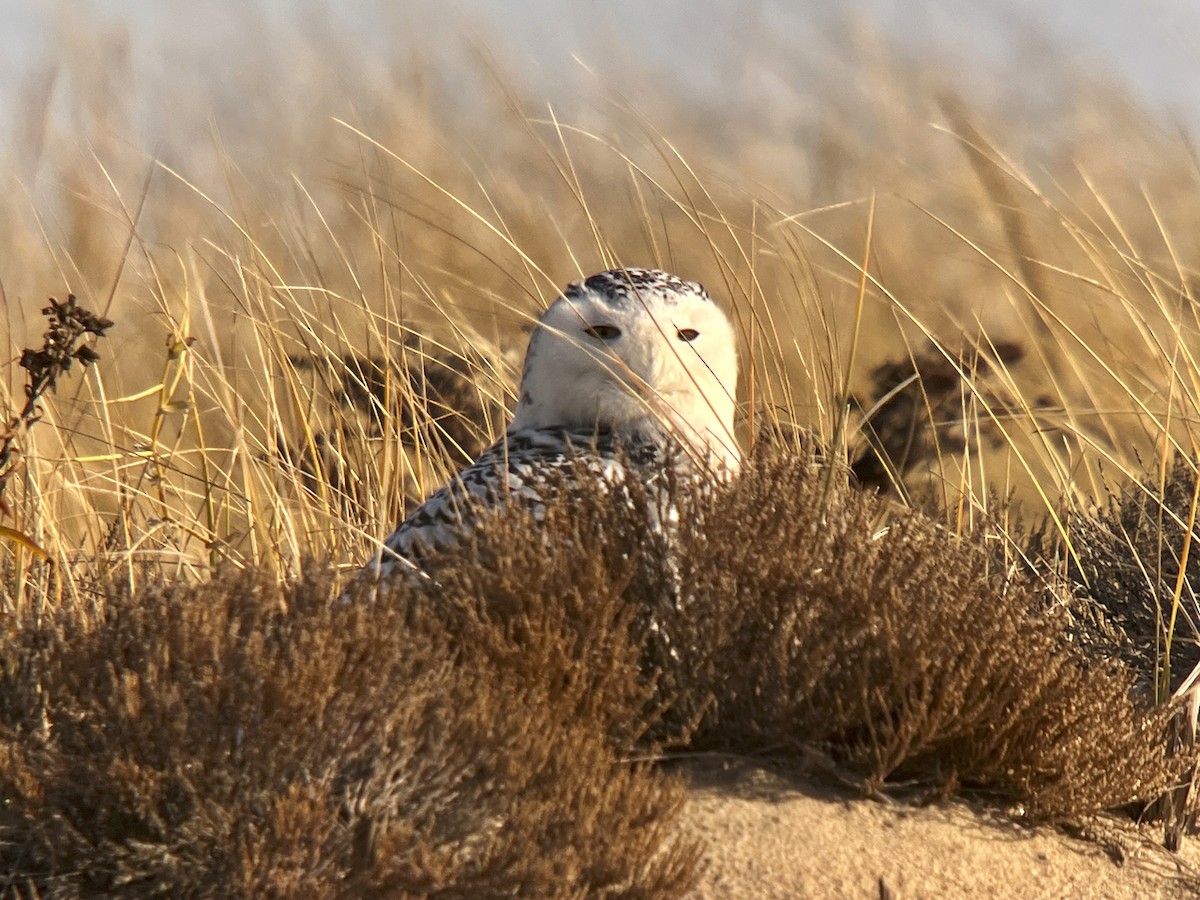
<box><xmin>675</xmin><ymin>443</ymin><xmax>1185</xmax><ymax>820</ymax></box>
<box><xmin>0</xmin><ymin>554</ymin><xmax>699</xmax><ymax>897</ymax></box>
<box><xmin>0</xmin><ymin>449</ymin><xmax>1189</xmax><ymax>896</ymax></box>
<box><xmin>3</xmin><ymin>4</ymin><xmax>1200</xmax><ymax>892</ymax></box>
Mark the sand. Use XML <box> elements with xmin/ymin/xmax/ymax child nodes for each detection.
<box><xmin>675</xmin><ymin>758</ymin><xmax>1200</xmax><ymax>899</ymax></box>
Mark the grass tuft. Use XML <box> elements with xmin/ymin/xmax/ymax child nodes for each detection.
<box><xmin>2</xmin><ymin>441</ymin><xmax>1192</xmax><ymax>895</ymax></box>
<box><xmin>0</xmin><ymin>558</ymin><xmax>699</xmax><ymax>898</ymax></box>
<box><xmin>4</xmin><ymin>7</ymin><xmax>1200</xmax><ymax>888</ymax></box>
<box><xmin>671</xmin><ymin>445</ymin><xmax>1186</xmax><ymax>819</ymax></box>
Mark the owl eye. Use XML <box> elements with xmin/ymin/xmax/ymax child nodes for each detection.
<box><xmin>677</xmin><ymin>328</ymin><xmax>700</xmax><ymax>343</ymax></box>
<box><xmin>584</xmin><ymin>324</ymin><xmax>622</xmax><ymax>340</ymax></box>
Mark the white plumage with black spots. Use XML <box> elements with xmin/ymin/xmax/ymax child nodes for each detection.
<box><xmin>349</xmin><ymin>267</ymin><xmax>739</xmax><ymax>590</ymax></box>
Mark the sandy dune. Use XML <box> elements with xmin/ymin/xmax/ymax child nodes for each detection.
<box><xmin>675</xmin><ymin>759</ymin><xmax>1200</xmax><ymax>899</ymax></box>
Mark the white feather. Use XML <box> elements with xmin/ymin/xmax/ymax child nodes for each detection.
<box><xmin>347</xmin><ymin>267</ymin><xmax>740</xmax><ymax>593</ymax></box>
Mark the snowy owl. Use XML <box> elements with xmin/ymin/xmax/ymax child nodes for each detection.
<box><xmin>349</xmin><ymin>267</ymin><xmax>739</xmax><ymax>590</ymax></box>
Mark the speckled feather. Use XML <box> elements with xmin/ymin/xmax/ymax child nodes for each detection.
<box><xmin>348</xmin><ymin>267</ymin><xmax>739</xmax><ymax>592</ymax></box>
<box><xmin>371</xmin><ymin>425</ymin><xmax>674</xmax><ymax>576</ymax></box>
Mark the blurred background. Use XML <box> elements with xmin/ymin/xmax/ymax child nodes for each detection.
<box><xmin>3</xmin><ymin>0</ymin><xmax>1200</xmax><ymax>563</ymax></box>
<box><xmin>3</xmin><ymin>0</ymin><xmax>1199</xmax><ymax>155</ymax></box>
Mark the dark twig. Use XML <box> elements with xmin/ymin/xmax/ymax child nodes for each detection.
<box><xmin>0</xmin><ymin>294</ymin><xmax>113</xmax><ymax>504</ymax></box>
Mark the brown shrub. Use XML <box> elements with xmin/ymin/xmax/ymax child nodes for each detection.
<box><xmin>664</xmin><ymin>445</ymin><xmax>1187</xmax><ymax>820</ymax></box>
<box><xmin>0</xmin><ymin>542</ymin><xmax>699</xmax><ymax>897</ymax></box>
<box><xmin>420</xmin><ymin>441</ymin><xmax>1189</xmax><ymax>823</ymax></box>
<box><xmin>851</xmin><ymin>341</ymin><xmax>1026</xmax><ymax>497</ymax></box>
<box><xmin>277</xmin><ymin>340</ymin><xmax>504</xmax><ymax>504</ymax></box>
<box><xmin>1056</xmin><ymin>455</ymin><xmax>1200</xmax><ymax>697</ymax></box>
<box><xmin>1034</xmin><ymin>454</ymin><xmax>1200</xmax><ymax>846</ymax></box>
<box><xmin>0</xmin><ymin>443</ymin><xmax>1191</xmax><ymax>896</ymax></box>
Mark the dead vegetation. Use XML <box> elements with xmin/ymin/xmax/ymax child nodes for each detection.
<box><xmin>1053</xmin><ymin>456</ymin><xmax>1200</xmax><ymax>701</ymax></box>
<box><xmin>0</xmin><ymin>295</ymin><xmax>112</xmax><ymax>505</ymax></box>
<box><xmin>680</xmin><ymin>445</ymin><xmax>1185</xmax><ymax>819</ymax></box>
<box><xmin>851</xmin><ymin>340</ymin><xmax>1028</xmax><ymax>498</ymax></box>
<box><xmin>0</xmin><ymin>556</ymin><xmax>699</xmax><ymax>898</ymax></box>
<box><xmin>0</xmin><ymin>441</ymin><xmax>1191</xmax><ymax>896</ymax></box>
<box><xmin>3</xmin><ymin>4</ymin><xmax>1200</xmax><ymax>895</ymax></box>
<box><xmin>277</xmin><ymin>339</ymin><xmax>505</xmax><ymax>510</ymax></box>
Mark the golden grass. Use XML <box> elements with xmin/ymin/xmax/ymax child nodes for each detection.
<box><xmin>2</xmin><ymin>7</ymin><xmax>1200</xmax><ymax>890</ymax></box>
<box><xmin>4</xmin><ymin>21</ymin><xmax>1199</xmax><ymax>580</ymax></box>
<box><xmin>0</xmin><ymin>448</ymin><xmax>1188</xmax><ymax>896</ymax></box>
